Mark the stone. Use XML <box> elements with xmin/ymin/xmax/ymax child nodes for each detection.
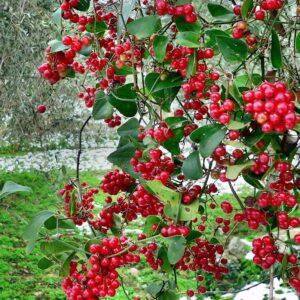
<box><xmin>228</xmin><ymin>237</ymin><xmax>247</xmax><ymax>258</ymax></box>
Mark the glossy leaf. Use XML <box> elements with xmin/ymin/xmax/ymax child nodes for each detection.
<box><xmin>186</xmin><ymin>50</ymin><xmax>196</xmax><ymax>77</ymax></box>
<box><xmin>296</xmin><ymin>32</ymin><xmax>300</xmax><ymax>53</ymax></box>
<box><xmin>235</xmin><ymin>74</ymin><xmax>262</xmax><ymax>87</ymax></box>
<box><xmin>23</xmin><ymin>211</ymin><xmax>54</xmax><ymax>253</ymax></box>
<box><xmin>108</xmin><ymin>83</ymin><xmax>137</xmax><ymax>117</ymax></box>
<box><xmin>74</xmin><ymin>0</ymin><xmax>90</xmax><ymax>11</ymax></box>
<box><xmin>167</xmin><ymin>236</ymin><xmax>186</xmax><ymax>264</ymax></box>
<box><xmin>205</xmin><ymin>29</ymin><xmax>230</xmax><ymax>51</ymax></box>
<box><xmin>216</xmin><ymin>36</ymin><xmax>248</xmax><ymax>63</ymax></box>
<box><xmin>117</xmin><ymin>0</ymin><xmax>137</xmax><ymax>42</ymax></box>
<box><xmin>176</xmin><ymin>31</ymin><xmax>200</xmax><ymax>48</ymax></box>
<box><xmin>48</xmin><ymin>39</ymin><xmax>69</xmax><ymax>53</ymax></box>
<box><xmin>92</xmin><ymin>91</ymin><xmax>113</xmax><ymax>120</ymax></box>
<box><xmin>182</xmin><ymin>151</ymin><xmax>203</xmax><ymax>180</ymax></box>
<box><xmin>241</xmin><ymin>0</ymin><xmax>254</xmax><ymax>18</ymax></box>
<box><xmin>0</xmin><ymin>181</ymin><xmax>32</xmax><ymax>200</ymax></box>
<box><xmin>85</xmin><ymin>21</ymin><xmax>106</xmax><ymax>33</ymax></box>
<box><xmin>117</xmin><ymin>118</ymin><xmax>139</xmax><ymax>137</ymax></box>
<box><xmin>145</xmin><ymin>73</ymin><xmax>182</xmax><ymax>112</ymax></box>
<box><xmin>226</xmin><ymin>161</ymin><xmax>253</xmax><ymax>180</ymax></box>
<box><xmin>271</xmin><ymin>30</ymin><xmax>283</xmax><ymax>68</ymax></box>
<box><xmin>52</xmin><ymin>7</ymin><xmax>62</xmax><ymax>25</ymax></box>
<box><xmin>127</xmin><ymin>15</ymin><xmax>161</xmax><ymax>38</ymax></box>
<box><xmin>144</xmin><ymin>216</ymin><xmax>162</xmax><ymax>235</ymax></box>
<box><xmin>107</xmin><ymin>143</ymin><xmax>136</xmax><ymax>173</ymax></box>
<box><xmin>153</xmin><ymin>35</ymin><xmax>168</xmax><ymax>63</ymax></box>
<box><xmin>227</xmin><ymin>120</ymin><xmax>249</xmax><ymax>130</ymax></box>
<box><xmin>243</xmin><ymin>173</ymin><xmax>264</xmax><ymax>190</ymax></box>
<box><xmin>40</xmin><ymin>240</ymin><xmax>76</xmax><ymax>255</ymax></box>
<box><xmin>175</xmin><ymin>16</ymin><xmax>201</xmax><ymax>32</ymax></box>
<box><xmin>190</xmin><ymin>124</ymin><xmax>227</xmax><ymax>157</ymax></box>
<box><xmin>38</xmin><ymin>257</ymin><xmax>54</xmax><ymax>270</ymax></box>
<box><xmin>207</xmin><ymin>3</ymin><xmax>236</xmax><ymax>22</ymax></box>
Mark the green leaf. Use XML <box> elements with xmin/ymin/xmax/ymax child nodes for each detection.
<box><xmin>162</xmin><ymin>128</ymin><xmax>183</xmax><ymax>155</ymax></box>
<box><xmin>107</xmin><ymin>143</ymin><xmax>136</xmax><ymax>173</ymax></box>
<box><xmin>23</xmin><ymin>211</ymin><xmax>54</xmax><ymax>253</ymax></box>
<box><xmin>182</xmin><ymin>151</ymin><xmax>203</xmax><ymax>180</ymax></box>
<box><xmin>186</xmin><ymin>50</ymin><xmax>196</xmax><ymax>77</ymax></box>
<box><xmin>40</xmin><ymin>240</ymin><xmax>77</xmax><ymax>255</ymax></box>
<box><xmin>144</xmin><ymin>216</ymin><xmax>162</xmax><ymax>235</ymax></box>
<box><xmin>44</xmin><ymin>216</ymin><xmax>76</xmax><ymax>230</ymax></box>
<box><xmin>226</xmin><ymin>161</ymin><xmax>253</xmax><ymax>180</ymax></box>
<box><xmin>157</xmin><ymin>246</ymin><xmax>172</xmax><ymax>273</ymax></box>
<box><xmin>186</xmin><ymin>230</ymin><xmax>202</xmax><ymax>242</ymax></box>
<box><xmin>85</xmin><ymin>21</ymin><xmax>107</xmax><ymax>33</ymax></box>
<box><xmin>167</xmin><ymin>236</ymin><xmax>186</xmax><ymax>264</ymax></box>
<box><xmin>175</xmin><ymin>0</ymin><xmax>191</xmax><ymax>4</ymax></box>
<box><xmin>145</xmin><ymin>73</ymin><xmax>182</xmax><ymax>112</ymax></box>
<box><xmin>48</xmin><ymin>39</ymin><xmax>69</xmax><ymax>53</ymax></box>
<box><xmin>243</xmin><ymin>173</ymin><xmax>264</xmax><ymax>190</ymax></box>
<box><xmin>216</xmin><ymin>36</ymin><xmax>248</xmax><ymax>63</ymax></box>
<box><xmin>127</xmin><ymin>15</ymin><xmax>161</xmax><ymax>38</ymax></box>
<box><xmin>60</xmin><ymin>252</ymin><xmax>76</xmax><ymax>277</ymax></box>
<box><xmin>109</xmin><ymin>83</ymin><xmax>137</xmax><ymax>117</ymax></box>
<box><xmin>190</xmin><ymin>124</ymin><xmax>227</xmax><ymax>157</ymax></box>
<box><xmin>178</xmin><ymin>200</ymin><xmax>200</xmax><ymax>221</ymax></box>
<box><xmin>224</xmin><ymin>140</ymin><xmax>248</xmax><ymax>149</ymax></box>
<box><xmin>174</xmin><ymin>16</ymin><xmax>201</xmax><ymax>32</ymax></box>
<box><xmin>235</xmin><ymin>73</ymin><xmax>262</xmax><ymax>87</ymax></box>
<box><xmin>271</xmin><ymin>30</ymin><xmax>282</xmax><ymax>69</ymax></box>
<box><xmin>227</xmin><ymin>120</ymin><xmax>249</xmax><ymax>130</ymax></box>
<box><xmin>207</xmin><ymin>3</ymin><xmax>236</xmax><ymax>22</ymax></box>
<box><xmin>146</xmin><ymin>180</ymin><xmax>181</xmax><ymax>206</ymax></box>
<box><xmin>74</xmin><ymin>0</ymin><xmax>90</xmax><ymax>11</ymax></box>
<box><xmin>117</xmin><ymin>118</ymin><xmax>139</xmax><ymax>137</ymax></box>
<box><xmin>38</xmin><ymin>257</ymin><xmax>54</xmax><ymax>270</ymax></box>
<box><xmin>146</xmin><ymin>282</ymin><xmax>164</xmax><ymax>296</ymax></box>
<box><xmin>112</xmin><ymin>62</ymin><xmax>133</xmax><ymax>75</ymax></box>
<box><xmin>241</xmin><ymin>0</ymin><xmax>254</xmax><ymax>18</ymax></box>
<box><xmin>66</xmin><ymin>66</ymin><xmax>75</xmax><ymax>78</ymax></box>
<box><xmin>176</xmin><ymin>31</ymin><xmax>200</xmax><ymax>48</ymax></box>
<box><xmin>296</xmin><ymin>32</ymin><xmax>300</xmax><ymax>53</ymax></box>
<box><xmin>153</xmin><ymin>35</ymin><xmax>168</xmax><ymax>63</ymax></box>
<box><xmin>117</xmin><ymin>0</ymin><xmax>137</xmax><ymax>42</ymax></box>
<box><xmin>205</xmin><ymin>29</ymin><xmax>230</xmax><ymax>51</ymax></box>
<box><xmin>164</xmin><ymin>116</ymin><xmax>188</xmax><ymax>129</ymax></box>
<box><xmin>0</xmin><ymin>181</ymin><xmax>32</xmax><ymax>200</ymax></box>
<box><xmin>52</xmin><ymin>7</ymin><xmax>62</xmax><ymax>25</ymax></box>
<box><xmin>78</xmin><ymin>45</ymin><xmax>93</xmax><ymax>57</ymax></box>
<box><xmin>92</xmin><ymin>91</ymin><xmax>113</xmax><ymax>120</ymax></box>
<box><xmin>244</xmin><ymin>127</ymin><xmax>264</xmax><ymax>146</ymax></box>
<box><xmin>158</xmin><ymin>290</ymin><xmax>179</xmax><ymax>300</ymax></box>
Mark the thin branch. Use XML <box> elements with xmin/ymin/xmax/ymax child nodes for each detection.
<box><xmin>228</xmin><ymin>181</ymin><xmax>245</xmax><ymax>211</ymax></box>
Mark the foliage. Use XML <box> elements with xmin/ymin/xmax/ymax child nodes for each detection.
<box><xmin>21</xmin><ymin>0</ymin><xmax>300</xmax><ymax>299</ymax></box>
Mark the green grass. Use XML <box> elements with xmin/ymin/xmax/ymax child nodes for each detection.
<box><xmin>0</xmin><ymin>170</ymin><xmax>266</xmax><ymax>300</ymax></box>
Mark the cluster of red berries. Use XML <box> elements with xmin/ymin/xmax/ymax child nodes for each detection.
<box><xmin>258</xmin><ymin>190</ymin><xmax>297</xmax><ymax>208</ymax></box>
<box><xmin>210</xmin><ymin>95</ymin><xmax>235</xmax><ymax>125</ymax></box>
<box><xmin>104</xmin><ymin>115</ymin><xmax>122</xmax><ymax>128</ymax></box>
<box><xmin>234</xmin><ymin>208</ymin><xmax>268</xmax><ymax>230</ymax></box>
<box><xmin>177</xmin><ymin>238</ymin><xmax>228</xmax><ymax>282</ymax></box>
<box><xmin>130</xmin><ymin>148</ymin><xmax>175</xmax><ymax>183</ymax></box>
<box><xmin>91</xmin><ymin>207</ymin><xmax>114</xmax><ymax>234</ymax></box>
<box><xmin>130</xmin><ymin>184</ymin><xmax>164</xmax><ymax>217</ymax></box>
<box><xmin>38</xmin><ymin>49</ymin><xmax>73</xmax><ymax>84</ymax></box>
<box><xmin>276</xmin><ymin>212</ymin><xmax>300</xmax><ymax>230</ymax></box>
<box><xmin>100</xmin><ymin>170</ymin><xmax>135</xmax><ymax>195</ymax></box>
<box><xmin>156</xmin><ymin>0</ymin><xmax>197</xmax><ymax>23</ymax></box>
<box><xmin>243</xmin><ymin>81</ymin><xmax>299</xmax><ymax>133</ymax></box>
<box><xmin>78</xmin><ymin>87</ymin><xmax>97</xmax><ymax>108</ymax></box>
<box><xmin>231</xmin><ymin>21</ymin><xmax>257</xmax><ymax>49</ymax></box>
<box><xmin>59</xmin><ymin>182</ymin><xmax>99</xmax><ymax>226</ymax></box>
<box><xmin>290</xmin><ymin>277</ymin><xmax>300</xmax><ymax>295</ymax></box>
<box><xmin>182</xmin><ymin>184</ymin><xmax>202</xmax><ymax>204</ymax></box>
<box><xmin>250</xmin><ymin>151</ymin><xmax>270</xmax><ymax>175</ymax></box>
<box><xmin>252</xmin><ymin>236</ymin><xmax>280</xmax><ymax>269</ymax></box>
<box><xmin>160</xmin><ymin>225</ymin><xmax>190</xmax><ymax>237</ymax></box>
<box><xmin>62</xmin><ymin>237</ymin><xmax>139</xmax><ymax>299</ymax></box>
<box><xmin>139</xmin><ymin>242</ymin><xmax>163</xmax><ymax>271</ymax></box>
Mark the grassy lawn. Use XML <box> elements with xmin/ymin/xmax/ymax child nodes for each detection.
<box><xmin>0</xmin><ymin>170</ymin><xmax>268</xmax><ymax>300</ymax></box>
